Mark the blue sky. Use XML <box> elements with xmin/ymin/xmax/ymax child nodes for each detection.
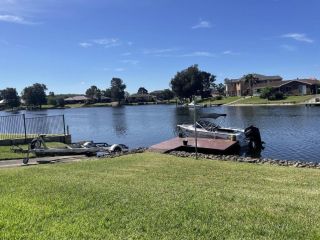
<box><xmin>0</xmin><ymin>0</ymin><xmax>319</xmax><ymax>94</ymax></box>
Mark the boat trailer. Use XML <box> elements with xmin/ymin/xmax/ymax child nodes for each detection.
<box><xmin>11</xmin><ymin>135</ymin><xmax>129</xmax><ymax>164</ymax></box>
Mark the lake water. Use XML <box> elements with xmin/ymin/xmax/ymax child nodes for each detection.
<box><xmin>1</xmin><ymin>105</ymin><xmax>320</xmax><ymax>162</ymax></box>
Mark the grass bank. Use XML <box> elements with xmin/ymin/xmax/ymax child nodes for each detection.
<box><xmin>232</xmin><ymin>95</ymin><xmax>314</xmax><ymax>105</ymax></box>
<box><xmin>1</xmin><ymin>152</ymin><xmax>320</xmax><ymax>239</ymax></box>
<box><xmin>0</xmin><ymin>142</ymin><xmax>66</xmax><ymax>160</ymax></box>
<box><xmin>200</xmin><ymin>96</ymin><xmax>242</xmax><ymax>105</ymax></box>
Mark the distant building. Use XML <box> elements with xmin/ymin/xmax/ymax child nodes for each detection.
<box><xmin>64</xmin><ymin>95</ymin><xmax>89</xmax><ymax>104</ymax></box>
<box><xmin>225</xmin><ymin>74</ymin><xmax>282</xmax><ymax>96</ymax></box>
<box><xmin>225</xmin><ymin>74</ymin><xmax>320</xmax><ymax>96</ymax></box>
<box><xmin>253</xmin><ymin>79</ymin><xmax>320</xmax><ymax>96</ymax></box>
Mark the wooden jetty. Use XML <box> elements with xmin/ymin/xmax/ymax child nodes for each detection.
<box><xmin>149</xmin><ymin>137</ymin><xmax>239</xmax><ymax>154</ymax></box>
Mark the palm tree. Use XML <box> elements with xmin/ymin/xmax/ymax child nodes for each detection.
<box><xmin>244</xmin><ymin>74</ymin><xmax>258</xmax><ymax>96</ymax></box>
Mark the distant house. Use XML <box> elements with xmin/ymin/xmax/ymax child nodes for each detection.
<box><xmin>225</xmin><ymin>74</ymin><xmax>282</xmax><ymax>96</ymax></box>
<box><xmin>100</xmin><ymin>96</ymin><xmax>111</xmax><ymax>103</ymax></box>
<box><xmin>64</xmin><ymin>95</ymin><xmax>89</xmax><ymax>104</ymax></box>
<box><xmin>253</xmin><ymin>79</ymin><xmax>320</xmax><ymax>96</ymax></box>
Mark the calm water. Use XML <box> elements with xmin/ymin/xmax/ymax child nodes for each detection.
<box><xmin>1</xmin><ymin>105</ymin><xmax>320</xmax><ymax>162</ymax></box>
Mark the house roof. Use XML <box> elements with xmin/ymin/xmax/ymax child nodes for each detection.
<box><xmin>253</xmin><ymin>79</ymin><xmax>320</xmax><ymax>89</ymax></box>
<box><xmin>225</xmin><ymin>74</ymin><xmax>282</xmax><ymax>83</ymax></box>
<box><xmin>64</xmin><ymin>95</ymin><xmax>89</xmax><ymax>101</ymax></box>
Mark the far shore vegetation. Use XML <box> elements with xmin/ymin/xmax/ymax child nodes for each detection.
<box><xmin>0</xmin><ymin>65</ymin><xmax>319</xmax><ymax>111</ymax></box>
<box><xmin>1</xmin><ymin>152</ymin><xmax>320</xmax><ymax>239</ymax></box>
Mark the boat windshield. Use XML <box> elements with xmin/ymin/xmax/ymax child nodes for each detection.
<box><xmin>196</xmin><ymin>120</ymin><xmax>220</xmax><ymax>131</ymax></box>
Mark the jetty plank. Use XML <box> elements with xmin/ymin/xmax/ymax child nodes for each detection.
<box><xmin>149</xmin><ymin>137</ymin><xmax>238</xmax><ymax>154</ymax></box>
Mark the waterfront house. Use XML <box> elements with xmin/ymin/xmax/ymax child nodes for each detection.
<box><xmin>64</xmin><ymin>95</ymin><xmax>89</xmax><ymax>104</ymax></box>
<box><xmin>253</xmin><ymin>79</ymin><xmax>320</xmax><ymax>96</ymax></box>
<box><xmin>225</xmin><ymin>74</ymin><xmax>282</xmax><ymax>96</ymax></box>
<box><xmin>225</xmin><ymin>74</ymin><xmax>320</xmax><ymax>96</ymax></box>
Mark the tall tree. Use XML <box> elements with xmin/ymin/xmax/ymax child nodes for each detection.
<box><xmin>103</xmin><ymin>88</ymin><xmax>112</xmax><ymax>98</ymax></box>
<box><xmin>110</xmin><ymin>78</ymin><xmax>126</xmax><ymax>103</ymax></box>
<box><xmin>0</xmin><ymin>88</ymin><xmax>20</xmax><ymax>109</ymax></box>
<box><xmin>170</xmin><ymin>65</ymin><xmax>215</xmax><ymax>100</ymax></box>
<box><xmin>21</xmin><ymin>83</ymin><xmax>47</xmax><ymax>108</ymax></box>
<box><xmin>244</xmin><ymin>74</ymin><xmax>258</xmax><ymax>96</ymax></box>
<box><xmin>86</xmin><ymin>85</ymin><xmax>101</xmax><ymax>101</ymax></box>
<box><xmin>137</xmin><ymin>87</ymin><xmax>148</xmax><ymax>95</ymax></box>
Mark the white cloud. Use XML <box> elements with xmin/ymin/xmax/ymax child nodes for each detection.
<box><xmin>121</xmin><ymin>59</ymin><xmax>139</xmax><ymax>65</ymax></box>
<box><xmin>281</xmin><ymin>33</ymin><xmax>314</xmax><ymax>43</ymax></box>
<box><xmin>79</xmin><ymin>38</ymin><xmax>122</xmax><ymax>48</ymax></box>
<box><xmin>181</xmin><ymin>51</ymin><xmax>215</xmax><ymax>57</ymax></box>
<box><xmin>0</xmin><ymin>14</ymin><xmax>35</xmax><ymax>24</ymax></box>
<box><xmin>280</xmin><ymin>44</ymin><xmax>296</xmax><ymax>51</ymax></box>
<box><xmin>143</xmin><ymin>48</ymin><xmax>178</xmax><ymax>55</ymax></box>
<box><xmin>92</xmin><ymin>38</ymin><xmax>121</xmax><ymax>48</ymax></box>
<box><xmin>115</xmin><ymin>68</ymin><xmax>125</xmax><ymax>72</ymax></box>
<box><xmin>191</xmin><ymin>20</ymin><xmax>211</xmax><ymax>29</ymax></box>
<box><xmin>222</xmin><ymin>50</ymin><xmax>240</xmax><ymax>55</ymax></box>
<box><xmin>121</xmin><ymin>52</ymin><xmax>132</xmax><ymax>56</ymax></box>
<box><xmin>79</xmin><ymin>42</ymin><xmax>92</xmax><ymax>48</ymax></box>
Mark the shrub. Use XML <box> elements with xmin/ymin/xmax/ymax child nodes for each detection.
<box><xmin>260</xmin><ymin>87</ymin><xmax>273</xmax><ymax>99</ymax></box>
<box><xmin>215</xmin><ymin>95</ymin><xmax>223</xmax><ymax>100</ymax></box>
<box><xmin>47</xmin><ymin>97</ymin><xmax>57</xmax><ymax>106</ymax></box>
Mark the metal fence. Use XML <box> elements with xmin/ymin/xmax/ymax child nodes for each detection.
<box><xmin>0</xmin><ymin>114</ymin><xmax>66</xmax><ymax>140</ymax></box>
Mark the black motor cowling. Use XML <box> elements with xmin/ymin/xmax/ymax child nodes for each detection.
<box><xmin>244</xmin><ymin>125</ymin><xmax>264</xmax><ymax>150</ymax></box>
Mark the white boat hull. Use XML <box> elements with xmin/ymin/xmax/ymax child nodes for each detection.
<box><xmin>177</xmin><ymin>124</ymin><xmax>248</xmax><ymax>147</ymax></box>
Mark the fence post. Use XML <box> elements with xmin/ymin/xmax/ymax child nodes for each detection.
<box><xmin>62</xmin><ymin>115</ymin><xmax>66</xmax><ymax>135</ymax></box>
<box><xmin>23</xmin><ymin>114</ymin><xmax>27</xmax><ymax>143</ymax></box>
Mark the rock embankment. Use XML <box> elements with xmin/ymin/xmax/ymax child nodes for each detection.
<box><xmin>168</xmin><ymin>151</ymin><xmax>320</xmax><ymax>169</ymax></box>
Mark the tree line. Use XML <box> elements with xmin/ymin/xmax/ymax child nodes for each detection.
<box><xmin>0</xmin><ymin>65</ymin><xmax>226</xmax><ymax>109</ymax></box>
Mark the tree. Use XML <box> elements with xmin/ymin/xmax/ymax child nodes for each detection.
<box><xmin>110</xmin><ymin>78</ymin><xmax>126</xmax><ymax>103</ymax></box>
<box><xmin>21</xmin><ymin>83</ymin><xmax>47</xmax><ymax>108</ymax></box>
<box><xmin>137</xmin><ymin>87</ymin><xmax>148</xmax><ymax>95</ymax></box>
<box><xmin>103</xmin><ymin>88</ymin><xmax>112</xmax><ymax>98</ymax></box>
<box><xmin>0</xmin><ymin>88</ymin><xmax>20</xmax><ymax>109</ymax></box>
<box><xmin>244</xmin><ymin>74</ymin><xmax>258</xmax><ymax>96</ymax></box>
<box><xmin>150</xmin><ymin>89</ymin><xmax>175</xmax><ymax>100</ymax></box>
<box><xmin>213</xmin><ymin>83</ymin><xmax>225</xmax><ymax>96</ymax></box>
<box><xmin>56</xmin><ymin>98</ymin><xmax>65</xmax><ymax>107</ymax></box>
<box><xmin>170</xmin><ymin>65</ymin><xmax>215</xmax><ymax>101</ymax></box>
<box><xmin>86</xmin><ymin>85</ymin><xmax>101</xmax><ymax>101</ymax></box>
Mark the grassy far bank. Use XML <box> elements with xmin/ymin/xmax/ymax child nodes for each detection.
<box><xmin>1</xmin><ymin>152</ymin><xmax>320</xmax><ymax>239</ymax></box>
<box><xmin>199</xmin><ymin>96</ymin><xmax>242</xmax><ymax>105</ymax></box>
<box><xmin>233</xmin><ymin>95</ymin><xmax>314</xmax><ymax>105</ymax></box>
<box><xmin>0</xmin><ymin>142</ymin><xmax>66</xmax><ymax>160</ymax></box>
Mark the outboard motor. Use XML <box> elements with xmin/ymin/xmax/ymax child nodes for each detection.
<box><xmin>244</xmin><ymin>125</ymin><xmax>264</xmax><ymax>150</ymax></box>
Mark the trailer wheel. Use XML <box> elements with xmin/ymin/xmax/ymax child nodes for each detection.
<box><xmin>113</xmin><ymin>146</ymin><xmax>122</xmax><ymax>152</ymax></box>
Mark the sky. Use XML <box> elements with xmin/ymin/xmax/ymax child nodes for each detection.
<box><xmin>0</xmin><ymin>0</ymin><xmax>319</xmax><ymax>94</ymax></box>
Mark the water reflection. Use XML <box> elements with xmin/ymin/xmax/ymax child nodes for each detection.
<box><xmin>112</xmin><ymin>107</ymin><xmax>127</xmax><ymax>137</ymax></box>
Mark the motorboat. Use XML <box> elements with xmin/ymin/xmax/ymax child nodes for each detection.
<box><xmin>177</xmin><ymin>117</ymin><xmax>263</xmax><ymax>149</ymax></box>
<box><xmin>183</xmin><ymin>101</ymin><xmax>201</xmax><ymax>108</ymax></box>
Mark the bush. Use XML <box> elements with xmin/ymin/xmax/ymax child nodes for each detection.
<box><xmin>56</xmin><ymin>98</ymin><xmax>65</xmax><ymax>107</ymax></box>
<box><xmin>47</xmin><ymin>97</ymin><xmax>57</xmax><ymax>106</ymax></box>
<box><xmin>215</xmin><ymin>95</ymin><xmax>223</xmax><ymax>100</ymax></box>
<box><xmin>260</xmin><ymin>87</ymin><xmax>273</xmax><ymax>99</ymax></box>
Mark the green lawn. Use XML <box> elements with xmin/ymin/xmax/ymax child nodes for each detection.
<box><xmin>0</xmin><ymin>142</ymin><xmax>66</xmax><ymax>160</ymax></box>
<box><xmin>235</xmin><ymin>95</ymin><xmax>314</xmax><ymax>105</ymax></box>
<box><xmin>1</xmin><ymin>152</ymin><xmax>320</xmax><ymax>239</ymax></box>
<box><xmin>200</xmin><ymin>96</ymin><xmax>242</xmax><ymax>105</ymax></box>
